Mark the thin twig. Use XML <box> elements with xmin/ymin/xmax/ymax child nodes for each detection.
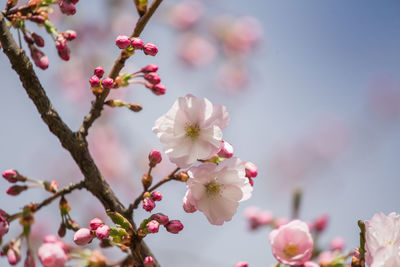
<box><xmin>79</xmin><ymin>0</ymin><xmax>163</xmax><ymax>137</ymax></box>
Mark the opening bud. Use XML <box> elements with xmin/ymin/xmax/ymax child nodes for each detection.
<box><xmin>151</xmin><ymin>191</ymin><xmax>162</xmax><ymax>202</ymax></box>
<box><xmin>115</xmin><ymin>35</ymin><xmax>131</xmax><ymax>49</ymax></box>
<box><xmin>148</xmin><ymin>150</ymin><xmax>162</xmax><ymax>167</ymax></box>
<box><xmin>142</xmin><ymin>197</ymin><xmax>155</xmax><ymax>212</ymax></box>
<box><xmin>95</xmin><ymin>225</ymin><xmax>110</xmax><ymax>240</ymax></box>
<box><xmin>131</xmin><ymin>38</ymin><xmax>144</xmax><ymax>49</ymax></box>
<box><xmin>89</xmin><ymin>218</ymin><xmax>104</xmax><ymax>231</ymax></box>
<box><xmin>146</xmin><ymin>220</ymin><xmax>160</xmax><ymax>234</ymax></box>
<box><xmin>217</xmin><ymin>141</ymin><xmax>234</xmax><ymax>158</ymax></box>
<box><xmin>59</xmin><ymin>0</ymin><xmax>76</xmax><ymax>15</ymax></box>
<box><xmin>73</xmin><ymin>228</ymin><xmax>93</xmax><ymax>246</ymax></box>
<box><xmin>244</xmin><ymin>161</ymin><xmax>258</xmax><ymax>178</ymax></box>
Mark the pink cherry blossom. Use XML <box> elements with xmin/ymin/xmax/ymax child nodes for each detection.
<box><xmin>73</xmin><ymin>228</ymin><xmax>93</xmax><ymax>246</ymax></box>
<box><xmin>269</xmin><ymin>220</ymin><xmax>313</xmax><ymax>265</ymax></box>
<box><xmin>186</xmin><ymin>157</ymin><xmax>252</xmax><ymax>225</ymax></box>
<box><xmin>365</xmin><ymin>212</ymin><xmax>400</xmax><ymax>267</ymax></box>
<box><xmin>153</xmin><ymin>95</ymin><xmax>229</xmax><ymax>168</ymax></box>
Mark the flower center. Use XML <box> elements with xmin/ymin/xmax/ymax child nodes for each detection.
<box><xmin>185</xmin><ymin>124</ymin><xmax>200</xmax><ymax>140</ymax></box>
<box><xmin>283</xmin><ymin>244</ymin><xmax>299</xmax><ymax>258</ymax></box>
<box><xmin>385</xmin><ymin>240</ymin><xmax>393</xmax><ymax>246</ymax></box>
<box><xmin>205</xmin><ymin>180</ymin><xmax>222</xmax><ymax>197</ymax></box>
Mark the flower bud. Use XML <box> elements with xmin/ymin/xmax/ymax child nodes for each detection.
<box><xmin>89</xmin><ymin>218</ymin><xmax>104</xmax><ymax>230</ymax></box>
<box><xmin>144</xmin><ymin>256</ymin><xmax>155</xmax><ymax>267</ymax></box>
<box><xmin>217</xmin><ymin>141</ymin><xmax>234</xmax><ymax>158</ymax></box>
<box><xmin>176</xmin><ymin>172</ymin><xmax>189</xmax><ymax>182</ymax></box>
<box><xmin>131</xmin><ymin>38</ymin><xmax>144</xmax><ymax>49</ymax></box>
<box><xmin>234</xmin><ymin>262</ymin><xmax>248</xmax><ymax>267</ymax></box>
<box><xmin>56</xmin><ymin>36</ymin><xmax>70</xmax><ymax>61</ymax></box>
<box><xmin>30</xmin><ymin>46</ymin><xmax>49</xmax><ymax>70</ymax></box>
<box><xmin>32</xmin><ymin>32</ymin><xmax>45</xmax><ymax>47</ymax></box>
<box><xmin>2</xmin><ymin>169</ymin><xmax>19</xmax><ymax>183</ymax></box>
<box><xmin>29</xmin><ymin>15</ymin><xmax>46</xmax><ymax>24</ymax></box>
<box><xmin>62</xmin><ymin>30</ymin><xmax>77</xmax><ymax>41</ymax></box>
<box><xmin>244</xmin><ymin>161</ymin><xmax>258</xmax><ymax>178</ymax></box>
<box><xmin>6</xmin><ymin>185</ymin><xmax>28</xmax><ymax>196</ymax></box>
<box><xmin>129</xmin><ymin>103</ymin><xmax>143</xmax><ymax>112</ymax></box>
<box><xmin>94</xmin><ymin>66</ymin><xmax>104</xmax><ymax>78</ymax></box>
<box><xmin>330</xmin><ymin>237</ymin><xmax>345</xmax><ymax>251</ymax></box>
<box><xmin>7</xmin><ymin>248</ymin><xmax>20</xmax><ymax>265</ymax></box>
<box><xmin>89</xmin><ymin>75</ymin><xmax>100</xmax><ymax>87</ymax></box>
<box><xmin>74</xmin><ymin>228</ymin><xmax>93</xmax><ymax>246</ymax></box>
<box><xmin>24</xmin><ymin>35</ymin><xmax>34</xmax><ymax>45</ymax></box>
<box><xmin>151</xmin><ymin>83</ymin><xmax>166</xmax><ymax>96</ymax></box>
<box><xmin>143</xmin><ymin>42</ymin><xmax>158</xmax><ymax>56</ymax></box>
<box><xmin>59</xmin><ymin>0</ymin><xmax>76</xmax><ymax>15</ymax></box>
<box><xmin>142</xmin><ymin>174</ymin><xmax>153</xmax><ymax>189</ymax></box>
<box><xmin>96</xmin><ymin>225</ymin><xmax>110</xmax><ymax>240</ymax></box>
<box><xmin>0</xmin><ymin>213</ymin><xmax>9</xmax><ymax>238</ymax></box>
<box><xmin>142</xmin><ymin>197</ymin><xmax>155</xmax><ymax>212</ymax></box>
<box><xmin>150</xmin><ymin>213</ymin><xmax>169</xmax><ymax>225</ymax></box>
<box><xmin>144</xmin><ymin>72</ymin><xmax>161</xmax><ymax>85</ymax></box>
<box><xmin>146</xmin><ymin>220</ymin><xmax>160</xmax><ymax>234</ymax></box>
<box><xmin>151</xmin><ymin>191</ymin><xmax>162</xmax><ymax>202</ymax></box>
<box><xmin>314</xmin><ymin>214</ymin><xmax>329</xmax><ymax>232</ymax></box>
<box><xmin>141</xmin><ymin>64</ymin><xmax>158</xmax><ymax>73</ymax></box>
<box><xmin>165</xmin><ymin>220</ymin><xmax>184</xmax><ymax>234</ymax></box>
<box><xmin>58</xmin><ymin>223</ymin><xmax>66</xmax><ymax>237</ymax></box>
<box><xmin>115</xmin><ymin>35</ymin><xmax>131</xmax><ymax>49</ymax></box>
<box><xmin>148</xmin><ymin>150</ymin><xmax>162</xmax><ymax>167</ymax></box>
<box><xmin>101</xmin><ymin>78</ymin><xmax>114</xmax><ymax>89</ymax></box>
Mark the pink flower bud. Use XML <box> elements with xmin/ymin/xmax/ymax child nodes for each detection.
<box><xmin>29</xmin><ymin>15</ymin><xmax>46</xmax><ymax>24</ymax></box>
<box><xmin>234</xmin><ymin>262</ymin><xmax>248</xmax><ymax>267</ymax></box>
<box><xmin>151</xmin><ymin>83</ymin><xmax>166</xmax><ymax>95</ymax></box>
<box><xmin>248</xmin><ymin>177</ymin><xmax>254</xmax><ymax>187</ymax></box>
<box><xmin>56</xmin><ymin>37</ymin><xmax>70</xmax><ymax>61</ymax></box>
<box><xmin>144</xmin><ymin>256</ymin><xmax>155</xmax><ymax>267</ymax></box>
<box><xmin>2</xmin><ymin>169</ymin><xmax>18</xmax><ymax>183</ymax></box>
<box><xmin>62</xmin><ymin>30</ymin><xmax>77</xmax><ymax>41</ymax></box>
<box><xmin>24</xmin><ymin>35</ymin><xmax>34</xmax><ymax>44</ymax></box>
<box><xmin>73</xmin><ymin>228</ymin><xmax>93</xmax><ymax>246</ymax></box>
<box><xmin>95</xmin><ymin>225</ymin><xmax>110</xmax><ymax>240</ymax></box>
<box><xmin>101</xmin><ymin>78</ymin><xmax>114</xmax><ymax>89</ymax></box>
<box><xmin>89</xmin><ymin>75</ymin><xmax>100</xmax><ymax>87</ymax></box>
<box><xmin>150</xmin><ymin>213</ymin><xmax>169</xmax><ymax>225</ymax></box>
<box><xmin>141</xmin><ymin>64</ymin><xmax>159</xmax><ymax>73</ymax></box>
<box><xmin>7</xmin><ymin>248</ymin><xmax>20</xmax><ymax>265</ymax></box>
<box><xmin>165</xmin><ymin>220</ymin><xmax>184</xmax><ymax>234</ymax></box>
<box><xmin>32</xmin><ymin>32</ymin><xmax>45</xmax><ymax>47</ymax></box>
<box><xmin>148</xmin><ymin>150</ymin><xmax>162</xmax><ymax>167</ymax></box>
<box><xmin>330</xmin><ymin>237</ymin><xmax>345</xmax><ymax>251</ymax></box>
<box><xmin>30</xmin><ymin>46</ymin><xmax>48</xmax><ymax>70</ymax></box>
<box><xmin>143</xmin><ymin>42</ymin><xmax>158</xmax><ymax>56</ymax></box>
<box><xmin>144</xmin><ymin>72</ymin><xmax>161</xmax><ymax>85</ymax></box>
<box><xmin>0</xmin><ymin>214</ymin><xmax>9</xmax><ymax>238</ymax></box>
<box><xmin>94</xmin><ymin>67</ymin><xmax>104</xmax><ymax>78</ymax></box>
<box><xmin>59</xmin><ymin>0</ymin><xmax>76</xmax><ymax>15</ymax></box>
<box><xmin>6</xmin><ymin>185</ymin><xmax>28</xmax><ymax>196</ymax></box>
<box><xmin>131</xmin><ymin>38</ymin><xmax>144</xmax><ymax>49</ymax></box>
<box><xmin>146</xmin><ymin>220</ymin><xmax>160</xmax><ymax>234</ymax></box>
<box><xmin>115</xmin><ymin>35</ymin><xmax>131</xmax><ymax>49</ymax></box>
<box><xmin>244</xmin><ymin>161</ymin><xmax>258</xmax><ymax>178</ymax></box>
<box><xmin>89</xmin><ymin>218</ymin><xmax>104</xmax><ymax>230</ymax></box>
<box><xmin>142</xmin><ymin>197</ymin><xmax>155</xmax><ymax>212</ymax></box>
<box><xmin>217</xmin><ymin>141</ymin><xmax>234</xmax><ymax>158</ymax></box>
<box><xmin>314</xmin><ymin>214</ymin><xmax>329</xmax><ymax>232</ymax></box>
<box><xmin>151</xmin><ymin>191</ymin><xmax>162</xmax><ymax>202</ymax></box>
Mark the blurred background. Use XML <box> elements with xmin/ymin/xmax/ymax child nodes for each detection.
<box><xmin>1</xmin><ymin>0</ymin><xmax>400</xmax><ymax>266</ymax></box>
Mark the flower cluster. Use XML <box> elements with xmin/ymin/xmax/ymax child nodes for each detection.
<box><xmin>115</xmin><ymin>35</ymin><xmax>158</xmax><ymax>56</ymax></box>
<box><xmin>140</xmin><ymin>213</ymin><xmax>184</xmax><ymax>235</ymax></box>
<box><xmin>73</xmin><ymin>218</ymin><xmax>110</xmax><ymax>246</ymax></box>
<box><xmin>153</xmin><ymin>95</ymin><xmax>254</xmax><ymax>225</ymax></box>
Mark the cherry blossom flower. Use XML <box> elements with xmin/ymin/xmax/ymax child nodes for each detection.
<box><xmin>365</xmin><ymin>212</ymin><xmax>400</xmax><ymax>267</ymax></box>
<box><xmin>38</xmin><ymin>238</ymin><xmax>69</xmax><ymax>267</ymax></box>
<box><xmin>185</xmin><ymin>157</ymin><xmax>252</xmax><ymax>225</ymax></box>
<box><xmin>269</xmin><ymin>220</ymin><xmax>314</xmax><ymax>265</ymax></box>
<box><xmin>153</xmin><ymin>95</ymin><xmax>229</xmax><ymax>168</ymax></box>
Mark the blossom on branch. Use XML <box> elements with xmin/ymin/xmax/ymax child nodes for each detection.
<box><xmin>153</xmin><ymin>94</ymin><xmax>229</xmax><ymax>168</ymax></box>
<box><xmin>185</xmin><ymin>157</ymin><xmax>252</xmax><ymax>225</ymax></box>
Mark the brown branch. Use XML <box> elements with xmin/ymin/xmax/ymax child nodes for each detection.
<box><xmin>8</xmin><ymin>181</ymin><xmax>86</xmax><ymax>223</ymax></box>
<box><xmin>79</xmin><ymin>0</ymin><xmax>163</xmax><ymax>137</ymax></box>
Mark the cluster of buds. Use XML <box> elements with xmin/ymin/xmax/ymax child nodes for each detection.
<box><xmin>23</xmin><ymin>31</ymin><xmax>49</xmax><ymax>70</ymax></box>
<box><xmin>142</xmin><ymin>191</ymin><xmax>163</xmax><ymax>212</ymax></box>
<box><xmin>115</xmin><ymin>35</ymin><xmax>158</xmax><ymax>56</ymax></box>
<box><xmin>58</xmin><ymin>197</ymin><xmax>80</xmax><ymax>237</ymax></box>
<box><xmin>55</xmin><ymin>30</ymin><xmax>77</xmax><ymax>61</ymax></box>
<box><xmin>38</xmin><ymin>235</ymin><xmax>70</xmax><ymax>267</ymax></box>
<box><xmin>115</xmin><ymin>64</ymin><xmax>166</xmax><ymax>96</ymax></box>
<box><xmin>89</xmin><ymin>66</ymin><xmax>115</xmax><ymax>95</ymax></box>
<box><xmin>59</xmin><ymin>0</ymin><xmax>79</xmax><ymax>16</ymax></box>
<box><xmin>309</xmin><ymin>214</ymin><xmax>329</xmax><ymax>233</ymax></box>
<box><xmin>140</xmin><ymin>213</ymin><xmax>184</xmax><ymax>236</ymax></box>
<box><xmin>73</xmin><ymin>218</ymin><xmax>111</xmax><ymax>246</ymax></box>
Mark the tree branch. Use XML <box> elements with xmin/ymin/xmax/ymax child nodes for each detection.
<box><xmin>79</xmin><ymin>0</ymin><xmax>163</xmax><ymax>137</ymax></box>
